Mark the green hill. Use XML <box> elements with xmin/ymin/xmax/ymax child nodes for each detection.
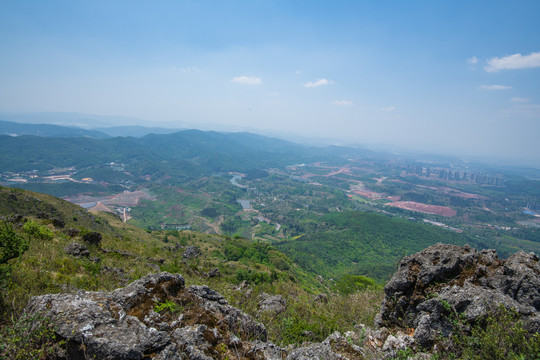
<box><xmin>275</xmin><ymin>211</ymin><xmax>472</xmax><ymax>281</ymax></box>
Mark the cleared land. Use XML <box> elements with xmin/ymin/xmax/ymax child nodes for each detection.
<box><xmin>388</xmin><ymin>201</ymin><xmax>457</xmax><ymax>217</ymax></box>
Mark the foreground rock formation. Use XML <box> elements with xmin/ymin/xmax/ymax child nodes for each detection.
<box><xmin>26</xmin><ymin>243</ymin><xmax>540</xmax><ymax>359</ymax></box>
<box><xmin>27</xmin><ymin>272</ymin><xmax>274</xmax><ymax>360</ymax></box>
<box><xmin>377</xmin><ymin>243</ymin><xmax>540</xmax><ymax>348</ymax></box>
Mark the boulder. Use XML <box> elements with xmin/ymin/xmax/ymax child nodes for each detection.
<box><xmin>258</xmin><ymin>293</ymin><xmax>287</xmax><ymax>315</ymax></box>
<box><xmin>377</xmin><ymin>243</ymin><xmax>540</xmax><ymax>348</ymax></box>
<box><xmin>64</xmin><ymin>242</ymin><xmax>90</xmax><ymax>258</ymax></box>
<box><xmin>183</xmin><ymin>245</ymin><xmax>201</xmax><ymax>259</ymax></box>
<box><xmin>207</xmin><ymin>267</ymin><xmax>220</xmax><ymax>278</ymax></box>
<box><xmin>286</xmin><ymin>332</ymin><xmax>364</xmax><ymax>360</ymax></box>
<box><xmin>51</xmin><ymin>218</ymin><xmax>65</xmax><ymax>228</ymax></box>
<box><xmin>26</xmin><ymin>272</ymin><xmax>277</xmax><ymax>360</ymax></box>
<box><xmin>82</xmin><ymin>231</ymin><xmax>102</xmax><ymax>245</ymax></box>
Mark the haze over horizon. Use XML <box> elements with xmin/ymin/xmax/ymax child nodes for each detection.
<box><xmin>1</xmin><ymin>1</ymin><xmax>539</xmax><ymax>166</ymax></box>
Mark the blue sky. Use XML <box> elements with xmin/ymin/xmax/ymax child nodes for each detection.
<box><xmin>1</xmin><ymin>1</ymin><xmax>539</xmax><ymax>165</ymax></box>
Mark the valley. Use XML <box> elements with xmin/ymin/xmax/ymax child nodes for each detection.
<box><xmin>1</xmin><ymin>129</ymin><xmax>539</xmax><ymax>282</ymax></box>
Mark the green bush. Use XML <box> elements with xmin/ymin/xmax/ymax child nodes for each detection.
<box><xmin>0</xmin><ymin>222</ymin><xmax>28</xmax><ymax>293</ymax></box>
<box><xmin>442</xmin><ymin>306</ymin><xmax>540</xmax><ymax>360</ymax></box>
<box><xmin>22</xmin><ymin>221</ymin><xmax>53</xmax><ymax>241</ymax></box>
<box><xmin>334</xmin><ymin>274</ymin><xmax>378</xmax><ymax>295</ymax></box>
<box><xmin>1</xmin><ymin>222</ymin><xmax>28</xmax><ymax>265</ymax></box>
<box><xmin>154</xmin><ymin>299</ymin><xmax>182</xmax><ymax>314</ymax></box>
<box><xmin>0</xmin><ymin>312</ymin><xmax>65</xmax><ymax>360</ymax></box>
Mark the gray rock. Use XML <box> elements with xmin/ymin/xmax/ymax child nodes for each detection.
<box><xmin>183</xmin><ymin>246</ymin><xmax>201</xmax><ymax>259</ymax></box>
<box><xmin>207</xmin><ymin>267</ymin><xmax>220</xmax><ymax>278</ymax></box>
<box><xmin>64</xmin><ymin>242</ymin><xmax>90</xmax><ymax>257</ymax></box>
<box><xmin>377</xmin><ymin>243</ymin><xmax>540</xmax><ymax>349</ymax></box>
<box><xmin>82</xmin><ymin>231</ymin><xmax>103</xmax><ymax>245</ymax></box>
<box><xmin>286</xmin><ymin>332</ymin><xmax>364</xmax><ymax>360</ymax></box>
<box><xmin>188</xmin><ymin>285</ymin><xmax>268</xmax><ymax>342</ymax></box>
<box><xmin>26</xmin><ymin>272</ymin><xmax>274</xmax><ymax>359</ymax></box>
<box><xmin>258</xmin><ymin>293</ymin><xmax>287</xmax><ymax>315</ymax></box>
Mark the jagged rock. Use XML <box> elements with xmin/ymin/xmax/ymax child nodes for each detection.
<box><xmin>51</xmin><ymin>218</ymin><xmax>65</xmax><ymax>228</ymax></box>
<box><xmin>189</xmin><ymin>285</ymin><xmax>268</xmax><ymax>342</ymax></box>
<box><xmin>286</xmin><ymin>332</ymin><xmax>364</xmax><ymax>359</ymax></box>
<box><xmin>26</xmin><ymin>272</ymin><xmax>277</xmax><ymax>360</ymax></box>
<box><xmin>258</xmin><ymin>293</ymin><xmax>287</xmax><ymax>315</ymax></box>
<box><xmin>183</xmin><ymin>245</ymin><xmax>201</xmax><ymax>259</ymax></box>
<box><xmin>377</xmin><ymin>243</ymin><xmax>540</xmax><ymax>349</ymax></box>
<box><xmin>207</xmin><ymin>267</ymin><xmax>220</xmax><ymax>278</ymax></box>
<box><xmin>382</xmin><ymin>332</ymin><xmax>414</xmax><ymax>358</ymax></box>
<box><xmin>314</xmin><ymin>293</ymin><xmax>329</xmax><ymax>303</ymax></box>
<box><xmin>82</xmin><ymin>231</ymin><xmax>102</xmax><ymax>245</ymax></box>
<box><xmin>64</xmin><ymin>242</ymin><xmax>90</xmax><ymax>257</ymax></box>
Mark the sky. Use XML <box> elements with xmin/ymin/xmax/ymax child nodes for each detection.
<box><xmin>0</xmin><ymin>1</ymin><xmax>539</xmax><ymax>166</ymax></box>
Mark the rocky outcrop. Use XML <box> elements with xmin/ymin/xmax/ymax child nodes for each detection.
<box><xmin>64</xmin><ymin>242</ymin><xmax>90</xmax><ymax>257</ymax></box>
<box><xmin>257</xmin><ymin>293</ymin><xmax>287</xmax><ymax>315</ymax></box>
<box><xmin>377</xmin><ymin>243</ymin><xmax>540</xmax><ymax>348</ymax></box>
<box><xmin>26</xmin><ymin>272</ymin><xmax>377</xmax><ymax>360</ymax></box>
<box><xmin>183</xmin><ymin>245</ymin><xmax>201</xmax><ymax>259</ymax></box>
<box><xmin>25</xmin><ymin>244</ymin><xmax>540</xmax><ymax>359</ymax></box>
<box><xmin>26</xmin><ymin>272</ymin><xmax>275</xmax><ymax>360</ymax></box>
<box><xmin>27</xmin><ymin>273</ymin><xmax>284</xmax><ymax>359</ymax></box>
<box><xmin>82</xmin><ymin>231</ymin><xmax>102</xmax><ymax>245</ymax></box>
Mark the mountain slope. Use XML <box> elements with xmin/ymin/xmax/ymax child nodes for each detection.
<box><xmin>275</xmin><ymin>211</ymin><xmax>473</xmax><ymax>281</ymax></box>
<box><xmin>0</xmin><ymin>120</ymin><xmax>110</xmax><ymax>139</ymax></box>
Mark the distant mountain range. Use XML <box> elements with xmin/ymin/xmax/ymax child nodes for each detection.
<box><xmin>0</xmin><ymin>121</ymin><xmax>375</xmax><ymax>182</ymax></box>
<box><xmin>0</xmin><ymin>120</ymin><xmax>111</xmax><ymax>139</ymax></box>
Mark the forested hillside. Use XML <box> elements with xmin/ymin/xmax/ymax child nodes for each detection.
<box><xmin>276</xmin><ymin>211</ymin><xmax>471</xmax><ymax>280</ymax></box>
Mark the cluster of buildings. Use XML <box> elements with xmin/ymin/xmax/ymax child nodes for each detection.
<box><xmin>405</xmin><ymin>165</ymin><xmax>505</xmax><ymax>186</ymax></box>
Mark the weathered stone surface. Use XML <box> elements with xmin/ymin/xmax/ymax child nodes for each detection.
<box><xmin>257</xmin><ymin>293</ymin><xmax>286</xmax><ymax>315</ymax></box>
<box><xmin>51</xmin><ymin>218</ymin><xmax>65</xmax><ymax>228</ymax></box>
<box><xmin>64</xmin><ymin>242</ymin><xmax>90</xmax><ymax>257</ymax></box>
<box><xmin>286</xmin><ymin>332</ymin><xmax>364</xmax><ymax>360</ymax></box>
<box><xmin>207</xmin><ymin>267</ymin><xmax>220</xmax><ymax>278</ymax></box>
<box><xmin>26</xmin><ymin>272</ymin><xmax>277</xmax><ymax>360</ymax></box>
<box><xmin>82</xmin><ymin>231</ymin><xmax>102</xmax><ymax>245</ymax></box>
<box><xmin>377</xmin><ymin>243</ymin><xmax>540</xmax><ymax>348</ymax></box>
<box><xmin>183</xmin><ymin>245</ymin><xmax>201</xmax><ymax>259</ymax></box>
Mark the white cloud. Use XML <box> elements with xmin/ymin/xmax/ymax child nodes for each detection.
<box><xmin>295</xmin><ymin>70</ymin><xmax>302</xmax><ymax>75</ymax></box>
<box><xmin>467</xmin><ymin>56</ymin><xmax>479</xmax><ymax>64</ymax></box>
<box><xmin>510</xmin><ymin>97</ymin><xmax>531</xmax><ymax>103</ymax></box>
<box><xmin>268</xmin><ymin>92</ymin><xmax>280</xmax><ymax>97</ymax></box>
<box><xmin>332</xmin><ymin>100</ymin><xmax>352</xmax><ymax>106</ymax></box>
<box><xmin>478</xmin><ymin>84</ymin><xmax>512</xmax><ymax>90</ymax></box>
<box><xmin>304</xmin><ymin>78</ymin><xmax>333</xmax><ymax>88</ymax></box>
<box><xmin>485</xmin><ymin>51</ymin><xmax>540</xmax><ymax>72</ymax></box>
<box><xmin>380</xmin><ymin>106</ymin><xmax>395</xmax><ymax>111</ymax></box>
<box><xmin>231</xmin><ymin>76</ymin><xmax>262</xmax><ymax>85</ymax></box>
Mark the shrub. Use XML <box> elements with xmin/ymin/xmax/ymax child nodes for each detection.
<box><xmin>0</xmin><ymin>312</ymin><xmax>65</xmax><ymax>360</ymax></box>
<box><xmin>154</xmin><ymin>299</ymin><xmax>182</xmax><ymax>314</ymax></box>
<box><xmin>1</xmin><ymin>222</ymin><xmax>28</xmax><ymax>265</ymax></box>
<box><xmin>334</xmin><ymin>274</ymin><xmax>378</xmax><ymax>295</ymax></box>
<box><xmin>441</xmin><ymin>305</ymin><xmax>540</xmax><ymax>360</ymax></box>
<box><xmin>22</xmin><ymin>221</ymin><xmax>53</xmax><ymax>241</ymax></box>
